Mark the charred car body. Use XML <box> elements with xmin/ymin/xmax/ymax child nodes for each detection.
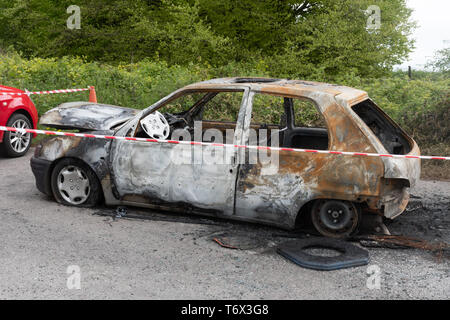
<box><xmin>30</xmin><ymin>78</ymin><xmax>420</xmax><ymax>237</ymax></box>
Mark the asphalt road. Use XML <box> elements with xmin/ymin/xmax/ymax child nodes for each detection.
<box><xmin>0</xmin><ymin>150</ymin><xmax>448</xmax><ymax>299</ymax></box>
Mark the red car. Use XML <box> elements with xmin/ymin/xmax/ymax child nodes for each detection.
<box><xmin>0</xmin><ymin>85</ymin><xmax>38</xmax><ymax>157</ymax></box>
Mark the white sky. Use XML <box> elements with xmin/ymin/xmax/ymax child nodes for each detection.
<box><xmin>396</xmin><ymin>0</ymin><xmax>450</xmax><ymax>70</ymax></box>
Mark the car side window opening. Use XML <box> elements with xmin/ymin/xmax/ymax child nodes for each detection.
<box><xmin>289</xmin><ymin>97</ymin><xmax>329</xmax><ymax>150</ymax></box>
<box><xmin>249</xmin><ymin>94</ymin><xmax>286</xmax><ymax>147</ymax></box>
<box><xmin>250</xmin><ymin>93</ymin><xmax>329</xmax><ymax>150</ymax></box>
<box><xmin>135</xmin><ymin>90</ymin><xmax>244</xmax><ymax>143</ymax></box>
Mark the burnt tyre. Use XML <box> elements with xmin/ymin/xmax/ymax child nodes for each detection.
<box><xmin>51</xmin><ymin>159</ymin><xmax>102</xmax><ymax>207</ymax></box>
<box><xmin>0</xmin><ymin>114</ymin><xmax>32</xmax><ymax>157</ymax></box>
<box><xmin>277</xmin><ymin>237</ymin><xmax>369</xmax><ymax>270</ymax></box>
<box><xmin>311</xmin><ymin>200</ymin><xmax>361</xmax><ymax>238</ymax></box>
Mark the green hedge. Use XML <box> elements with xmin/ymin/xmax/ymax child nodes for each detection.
<box><xmin>1</xmin><ymin>52</ymin><xmax>448</xmax><ymax>177</ymax></box>
<box><xmin>1</xmin><ymin>52</ymin><xmax>447</xmax><ymax>120</ymax></box>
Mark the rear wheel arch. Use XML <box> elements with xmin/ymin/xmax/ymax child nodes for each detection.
<box><xmin>1</xmin><ymin>107</ymin><xmax>35</xmax><ymax>136</ymax></box>
<box><xmin>294</xmin><ymin>199</ymin><xmax>317</xmax><ymax>228</ymax></box>
<box><xmin>12</xmin><ymin>109</ymin><xmax>34</xmax><ymax>127</ymax></box>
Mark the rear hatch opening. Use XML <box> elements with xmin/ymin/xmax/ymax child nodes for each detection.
<box><xmin>352</xmin><ymin>99</ymin><xmax>412</xmax><ymax>155</ymax></box>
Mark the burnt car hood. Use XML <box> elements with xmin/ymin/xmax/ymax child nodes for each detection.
<box><xmin>40</xmin><ymin>102</ymin><xmax>139</xmax><ymax>131</ymax></box>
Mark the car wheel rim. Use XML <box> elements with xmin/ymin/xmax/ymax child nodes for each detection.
<box><xmin>57</xmin><ymin>165</ymin><xmax>91</xmax><ymax>205</ymax></box>
<box><xmin>319</xmin><ymin>202</ymin><xmax>352</xmax><ymax>231</ymax></box>
<box><xmin>312</xmin><ymin>200</ymin><xmax>359</xmax><ymax>237</ymax></box>
<box><xmin>9</xmin><ymin>119</ymin><xmax>31</xmax><ymax>153</ymax></box>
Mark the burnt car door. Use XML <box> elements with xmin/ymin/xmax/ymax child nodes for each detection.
<box><xmin>109</xmin><ymin>88</ymin><xmax>250</xmax><ymax>217</ymax></box>
<box><xmin>233</xmin><ymin>91</ymin><xmax>330</xmax><ymax>229</ymax></box>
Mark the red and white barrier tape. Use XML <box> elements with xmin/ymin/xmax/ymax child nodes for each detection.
<box><xmin>0</xmin><ymin>87</ymin><xmax>90</xmax><ymax>96</ymax></box>
<box><xmin>0</xmin><ymin>126</ymin><xmax>449</xmax><ymax>160</ymax></box>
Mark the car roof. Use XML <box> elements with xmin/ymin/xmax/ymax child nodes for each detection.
<box><xmin>184</xmin><ymin>77</ymin><xmax>368</xmax><ymax>105</ymax></box>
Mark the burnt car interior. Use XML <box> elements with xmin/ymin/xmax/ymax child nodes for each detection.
<box><xmin>352</xmin><ymin>99</ymin><xmax>411</xmax><ymax>154</ymax></box>
<box><xmin>135</xmin><ymin>91</ymin><xmax>241</xmax><ymax>141</ymax></box>
<box><xmin>135</xmin><ymin>90</ymin><xmax>329</xmax><ymax>150</ymax></box>
<box><xmin>281</xmin><ymin>97</ymin><xmax>328</xmax><ymax>150</ymax></box>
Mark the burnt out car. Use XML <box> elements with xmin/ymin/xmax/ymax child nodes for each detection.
<box><xmin>30</xmin><ymin>78</ymin><xmax>420</xmax><ymax>237</ymax></box>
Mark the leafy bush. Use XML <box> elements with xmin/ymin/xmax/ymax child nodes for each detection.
<box><xmin>0</xmin><ymin>52</ymin><xmax>448</xmax><ymax>178</ymax></box>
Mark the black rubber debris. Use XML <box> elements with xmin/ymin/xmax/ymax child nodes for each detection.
<box><xmin>115</xmin><ymin>206</ymin><xmax>127</xmax><ymax>218</ymax></box>
<box><xmin>277</xmin><ymin>237</ymin><xmax>369</xmax><ymax>271</ymax></box>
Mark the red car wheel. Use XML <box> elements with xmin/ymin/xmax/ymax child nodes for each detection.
<box><xmin>0</xmin><ymin>114</ymin><xmax>33</xmax><ymax>157</ymax></box>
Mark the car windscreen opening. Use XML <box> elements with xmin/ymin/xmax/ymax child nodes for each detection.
<box><xmin>352</xmin><ymin>99</ymin><xmax>411</xmax><ymax>155</ymax></box>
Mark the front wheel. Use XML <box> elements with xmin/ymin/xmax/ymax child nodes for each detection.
<box><xmin>311</xmin><ymin>200</ymin><xmax>361</xmax><ymax>238</ymax></box>
<box><xmin>0</xmin><ymin>114</ymin><xmax>32</xmax><ymax>157</ymax></box>
<box><xmin>51</xmin><ymin>159</ymin><xmax>102</xmax><ymax>207</ymax></box>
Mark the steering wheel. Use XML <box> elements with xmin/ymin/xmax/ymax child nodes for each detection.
<box><xmin>140</xmin><ymin>111</ymin><xmax>170</xmax><ymax>140</ymax></box>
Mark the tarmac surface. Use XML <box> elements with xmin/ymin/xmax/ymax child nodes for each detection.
<box><xmin>0</xmin><ymin>150</ymin><xmax>448</xmax><ymax>299</ymax></box>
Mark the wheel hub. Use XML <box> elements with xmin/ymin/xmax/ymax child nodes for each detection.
<box><xmin>9</xmin><ymin>119</ymin><xmax>31</xmax><ymax>153</ymax></box>
<box><xmin>57</xmin><ymin>166</ymin><xmax>91</xmax><ymax>205</ymax></box>
<box><xmin>311</xmin><ymin>200</ymin><xmax>360</xmax><ymax>238</ymax></box>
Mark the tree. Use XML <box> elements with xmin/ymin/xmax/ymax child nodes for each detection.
<box><xmin>426</xmin><ymin>47</ymin><xmax>450</xmax><ymax>73</ymax></box>
<box><xmin>0</xmin><ymin>0</ymin><xmax>415</xmax><ymax>78</ymax></box>
<box><xmin>0</xmin><ymin>0</ymin><xmax>233</xmax><ymax>64</ymax></box>
<box><xmin>263</xmin><ymin>0</ymin><xmax>415</xmax><ymax>79</ymax></box>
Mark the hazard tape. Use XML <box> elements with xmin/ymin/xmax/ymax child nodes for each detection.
<box><xmin>0</xmin><ymin>87</ymin><xmax>90</xmax><ymax>96</ymax></box>
<box><xmin>0</xmin><ymin>126</ymin><xmax>449</xmax><ymax>160</ymax></box>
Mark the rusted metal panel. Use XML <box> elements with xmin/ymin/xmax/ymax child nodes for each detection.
<box><xmin>234</xmin><ymin>90</ymin><xmax>386</xmax><ymax>229</ymax></box>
